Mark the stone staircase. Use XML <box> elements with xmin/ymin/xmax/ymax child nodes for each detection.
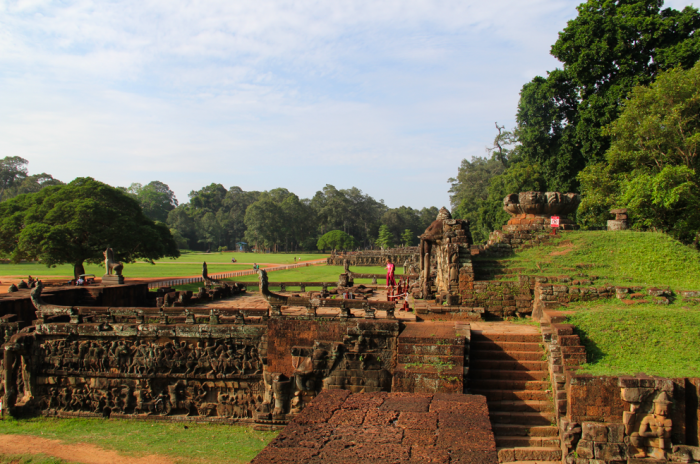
<box><xmin>469</xmin><ymin>330</ymin><xmax>561</xmax><ymax>464</ymax></box>
<box><xmin>392</xmin><ymin>322</ymin><xmax>467</xmax><ymax>394</ymax></box>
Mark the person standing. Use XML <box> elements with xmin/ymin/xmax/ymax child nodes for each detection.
<box><xmin>385</xmin><ymin>258</ymin><xmax>396</xmax><ymax>288</ymax></box>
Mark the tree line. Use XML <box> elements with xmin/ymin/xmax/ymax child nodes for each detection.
<box><xmin>449</xmin><ymin>0</ymin><xmax>700</xmax><ymax>246</ymax></box>
<box><xmin>164</xmin><ymin>183</ymin><xmax>438</xmax><ymax>252</ymax></box>
<box><xmin>0</xmin><ymin>158</ymin><xmax>439</xmax><ymax>253</ymax></box>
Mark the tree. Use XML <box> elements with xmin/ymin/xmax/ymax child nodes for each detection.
<box><xmin>0</xmin><ymin>177</ymin><xmax>180</xmax><ymax>278</ymax></box>
<box><xmin>0</xmin><ymin>157</ymin><xmax>28</xmax><ymax>202</ymax></box>
<box><xmin>128</xmin><ymin>181</ymin><xmax>178</xmax><ymax>223</ymax></box>
<box><xmin>578</xmin><ymin>62</ymin><xmax>700</xmax><ymax>243</ymax></box>
<box><xmin>13</xmin><ymin>173</ymin><xmax>63</xmax><ymax>196</ymax></box>
<box><xmin>317</xmin><ymin>230</ymin><xmax>357</xmax><ymax>251</ymax></box>
<box><xmin>244</xmin><ymin>199</ymin><xmax>284</xmax><ymax>252</ymax></box>
<box><xmin>449</xmin><ymin>156</ymin><xmax>506</xmax><ymax>242</ymax></box>
<box><xmin>516</xmin><ymin>0</ymin><xmax>700</xmax><ymax>192</ymax></box>
<box><xmin>375</xmin><ymin>225</ymin><xmax>395</xmax><ymax>249</ymax></box>
<box><xmin>401</xmin><ymin>229</ymin><xmax>415</xmax><ymax>246</ymax></box>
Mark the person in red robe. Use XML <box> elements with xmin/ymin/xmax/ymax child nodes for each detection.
<box><xmin>385</xmin><ymin>258</ymin><xmax>396</xmax><ymax>288</ymax></box>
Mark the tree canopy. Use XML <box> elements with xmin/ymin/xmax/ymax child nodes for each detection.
<box><xmin>449</xmin><ymin>0</ymin><xmax>700</xmax><ymax>243</ymax></box>
<box><xmin>0</xmin><ymin>177</ymin><xmax>180</xmax><ymax>278</ymax></box>
<box><xmin>317</xmin><ymin>230</ymin><xmax>357</xmax><ymax>251</ymax></box>
<box><xmin>578</xmin><ymin>62</ymin><xmax>700</xmax><ymax>243</ymax></box>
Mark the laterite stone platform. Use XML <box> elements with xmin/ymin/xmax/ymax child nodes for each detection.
<box><xmin>252</xmin><ymin>390</ymin><xmax>498</xmax><ymax>464</ymax></box>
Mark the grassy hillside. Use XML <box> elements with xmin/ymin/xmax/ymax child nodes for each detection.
<box><xmin>483</xmin><ymin>230</ymin><xmax>700</xmax><ymax>289</ymax></box>
<box><xmin>565</xmin><ymin>300</ymin><xmax>700</xmax><ymax>378</ymax></box>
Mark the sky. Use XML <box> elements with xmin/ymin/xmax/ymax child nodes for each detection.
<box><xmin>0</xmin><ymin>0</ymin><xmax>695</xmax><ymax>210</ymax></box>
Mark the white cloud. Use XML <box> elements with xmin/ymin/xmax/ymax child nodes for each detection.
<box><xmin>0</xmin><ymin>0</ymin><xmax>696</xmax><ymax>208</ymax></box>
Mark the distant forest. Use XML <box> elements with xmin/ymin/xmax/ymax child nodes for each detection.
<box><xmin>0</xmin><ymin>157</ymin><xmax>438</xmax><ymax>252</ymax></box>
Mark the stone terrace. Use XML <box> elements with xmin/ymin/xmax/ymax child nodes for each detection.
<box><xmin>252</xmin><ymin>390</ymin><xmax>498</xmax><ymax>464</ymax></box>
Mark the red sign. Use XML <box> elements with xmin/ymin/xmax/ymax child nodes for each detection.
<box><xmin>550</xmin><ymin>216</ymin><xmax>560</xmax><ymax>227</ymax></box>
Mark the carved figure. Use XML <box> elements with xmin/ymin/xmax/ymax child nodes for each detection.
<box><xmin>103</xmin><ymin>247</ymin><xmax>124</xmax><ymax>276</ymax></box>
<box><xmin>629</xmin><ymin>392</ymin><xmax>673</xmax><ymax>459</ymax></box>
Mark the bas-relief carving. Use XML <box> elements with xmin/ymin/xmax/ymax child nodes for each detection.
<box><xmin>5</xmin><ymin>334</ymin><xmax>266</xmax><ymax>420</ymax></box>
<box><xmin>254</xmin><ymin>330</ymin><xmax>394</xmax><ymax>424</ymax></box>
<box><xmin>627</xmin><ymin>391</ymin><xmax>673</xmax><ymax>460</ymax></box>
<box><xmin>502</xmin><ymin>191</ymin><xmax>581</xmax><ymax>216</ymax></box>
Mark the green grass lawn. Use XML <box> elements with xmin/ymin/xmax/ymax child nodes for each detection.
<box><xmin>481</xmin><ymin>230</ymin><xmax>700</xmax><ymax>290</ymax></box>
<box><xmin>0</xmin><ymin>417</ymin><xmax>277</xmax><ymax>464</ymax></box>
<box><xmin>0</xmin><ymin>252</ymin><xmax>328</xmax><ymax>279</ymax></box>
<box><xmin>564</xmin><ymin>299</ymin><xmax>700</xmax><ymax>378</ymax></box>
<box><xmin>170</xmin><ymin>265</ymin><xmax>403</xmax><ymax>292</ymax></box>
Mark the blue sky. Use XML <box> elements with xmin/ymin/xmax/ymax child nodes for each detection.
<box><xmin>0</xmin><ymin>0</ymin><xmax>695</xmax><ymax>209</ymax></box>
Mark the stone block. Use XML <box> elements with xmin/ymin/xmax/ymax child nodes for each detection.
<box><xmin>607</xmin><ymin>423</ymin><xmax>624</xmax><ymax>443</ymax></box>
<box><xmin>582</xmin><ymin>422</ymin><xmax>608</xmax><ymax>442</ymax></box>
<box><xmin>593</xmin><ymin>442</ymin><xmax>625</xmax><ymax>460</ymax></box>
<box><xmin>576</xmin><ymin>440</ymin><xmax>594</xmax><ymax>459</ymax></box>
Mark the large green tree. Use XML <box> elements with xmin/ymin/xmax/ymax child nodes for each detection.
<box><xmin>0</xmin><ymin>157</ymin><xmax>29</xmax><ymax>202</ymax></box>
<box><xmin>579</xmin><ymin>62</ymin><xmax>700</xmax><ymax>243</ymax></box>
<box><xmin>128</xmin><ymin>181</ymin><xmax>178</xmax><ymax>223</ymax></box>
<box><xmin>317</xmin><ymin>230</ymin><xmax>357</xmax><ymax>251</ymax></box>
<box><xmin>0</xmin><ymin>177</ymin><xmax>180</xmax><ymax>278</ymax></box>
<box><xmin>517</xmin><ymin>0</ymin><xmax>700</xmax><ymax>193</ymax></box>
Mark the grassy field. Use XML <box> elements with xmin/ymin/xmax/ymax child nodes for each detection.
<box><xmin>564</xmin><ymin>299</ymin><xmax>700</xmax><ymax>378</ymax></box>
<box><xmin>0</xmin><ymin>417</ymin><xmax>277</xmax><ymax>464</ymax></box>
<box><xmin>0</xmin><ymin>455</ymin><xmax>70</xmax><ymax>464</ymax></box>
<box><xmin>170</xmin><ymin>265</ymin><xmax>403</xmax><ymax>292</ymax></box>
<box><xmin>481</xmin><ymin>230</ymin><xmax>700</xmax><ymax>289</ymax></box>
<box><xmin>0</xmin><ymin>252</ymin><xmax>328</xmax><ymax>279</ymax></box>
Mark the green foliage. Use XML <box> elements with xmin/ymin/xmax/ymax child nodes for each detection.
<box><xmin>516</xmin><ymin>0</ymin><xmax>700</xmax><ymax>192</ymax></box>
<box><xmin>579</xmin><ymin>63</ymin><xmax>700</xmax><ymax>242</ymax></box>
<box><xmin>0</xmin><ymin>416</ymin><xmax>277</xmax><ymax>464</ymax></box>
<box><xmin>0</xmin><ymin>157</ymin><xmax>63</xmax><ymax>202</ymax></box>
<box><xmin>0</xmin><ymin>177</ymin><xmax>180</xmax><ymax>278</ymax></box>
<box><xmin>400</xmin><ymin>229</ymin><xmax>414</xmax><ymax>246</ymax></box>
<box><xmin>449</xmin><ymin>156</ymin><xmax>506</xmax><ymax>243</ymax></box>
<box><xmin>375</xmin><ymin>224</ymin><xmax>395</xmax><ymax>248</ymax></box>
<box><xmin>316</xmin><ymin>230</ymin><xmax>357</xmax><ymax>251</ymax></box>
<box><xmin>380</xmin><ymin>206</ymin><xmax>437</xmax><ymax>246</ymax></box>
<box><xmin>566</xmin><ymin>303</ymin><xmax>700</xmax><ymax>378</ymax></box>
<box><xmin>127</xmin><ymin>181</ymin><xmax>178</xmax><ymax>223</ymax></box>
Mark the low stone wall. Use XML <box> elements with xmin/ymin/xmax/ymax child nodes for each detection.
<box><xmin>327</xmin><ymin>248</ymin><xmax>419</xmax><ymax>267</ymax></box>
<box><xmin>0</xmin><ymin>283</ymin><xmax>152</xmax><ymax>325</ymax></box>
<box><xmin>458</xmin><ymin>280</ymin><xmax>533</xmax><ymax>318</ymax></box>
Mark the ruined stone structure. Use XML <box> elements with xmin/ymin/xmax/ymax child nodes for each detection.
<box><xmin>608</xmin><ymin>208</ymin><xmax>629</xmax><ymax>231</ymax></box>
<box><xmin>414</xmin><ymin>207</ymin><xmax>474</xmax><ymax>304</ymax></box>
<box><xmin>327</xmin><ymin>247</ymin><xmax>419</xmax><ymax>270</ymax></box>
<box><xmin>2</xmin><ymin>194</ymin><xmax>700</xmax><ymax>464</ymax></box>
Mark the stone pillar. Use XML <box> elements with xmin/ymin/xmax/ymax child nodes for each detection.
<box><xmin>608</xmin><ymin>208</ymin><xmax>628</xmax><ymax>231</ymax></box>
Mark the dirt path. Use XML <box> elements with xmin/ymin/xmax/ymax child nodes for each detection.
<box><xmin>0</xmin><ymin>434</ymin><xmax>173</xmax><ymax>464</ymax></box>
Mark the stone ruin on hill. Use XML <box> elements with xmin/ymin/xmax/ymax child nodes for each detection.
<box><xmin>0</xmin><ymin>191</ymin><xmax>698</xmax><ymax>464</ymax></box>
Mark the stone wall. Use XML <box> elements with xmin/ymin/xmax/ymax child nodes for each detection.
<box><xmin>327</xmin><ymin>248</ymin><xmax>420</xmax><ymax>267</ymax></box>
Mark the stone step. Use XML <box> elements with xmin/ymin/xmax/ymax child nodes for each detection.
<box><xmin>397</xmin><ymin>354</ymin><xmax>464</xmax><ymax>367</ymax></box>
<box><xmin>469</xmin><ymin>350</ymin><xmax>545</xmax><ymax>361</ymax></box>
<box><xmin>398</xmin><ymin>343</ymin><xmax>465</xmax><ymax>356</ymax></box>
<box><xmin>495</xmin><ymin>436</ymin><xmax>561</xmax><ymax>448</ymax></box>
<box><xmin>468</xmin><ymin>369</ymin><xmax>549</xmax><ymax>381</ymax></box>
<box><xmin>471</xmin><ymin>360</ymin><xmax>548</xmax><ymax>371</ymax></box>
<box><xmin>487</xmin><ymin>400</ymin><xmax>555</xmax><ymax>413</ymax></box>
<box><xmin>500</xmin><ymin>462</ymin><xmax>560</xmax><ymax>464</ymax></box>
<box><xmin>471</xmin><ymin>341</ymin><xmax>543</xmax><ymax>352</ymax></box>
<box><xmin>395</xmin><ymin>362</ymin><xmax>463</xmax><ymax>376</ymax></box>
<box><xmin>471</xmin><ymin>379</ymin><xmax>551</xmax><ymax>391</ymax></box>
<box><xmin>397</xmin><ymin>336</ymin><xmax>465</xmax><ymax>345</ymax></box>
<box><xmin>492</xmin><ymin>424</ymin><xmax>558</xmax><ymax>438</ymax></box>
<box><xmin>472</xmin><ymin>332</ymin><xmax>541</xmax><ymax>343</ymax></box>
<box><xmin>497</xmin><ymin>447</ymin><xmax>562</xmax><ymax>463</ymax></box>
<box><xmin>489</xmin><ymin>411</ymin><xmax>556</xmax><ymax>426</ymax></box>
<box><xmin>473</xmin><ymin>389</ymin><xmax>551</xmax><ymax>402</ymax></box>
